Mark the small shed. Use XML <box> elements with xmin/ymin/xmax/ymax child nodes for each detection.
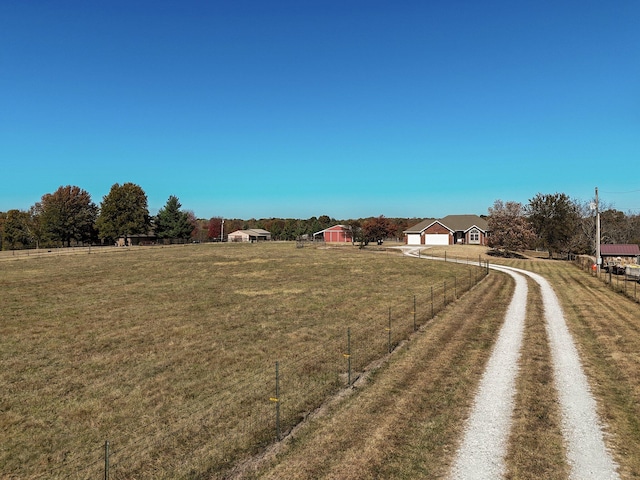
<box><xmin>227</xmin><ymin>229</ymin><xmax>272</xmax><ymax>243</ymax></box>
<box><xmin>313</xmin><ymin>225</ymin><xmax>353</xmax><ymax>243</ymax></box>
<box><xmin>600</xmin><ymin>244</ymin><xmax>640</xmax><ymax>265</ymax></box>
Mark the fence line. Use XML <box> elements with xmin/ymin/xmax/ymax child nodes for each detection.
<box><xmin>30</xmin><ymin>256</ymin><xmax>490</xmax><ymax>479</ymax></box>
<box><xmin>574</xmin><ymin>256</ymin><xmax>639</xmax><ymax>303</ymax></box>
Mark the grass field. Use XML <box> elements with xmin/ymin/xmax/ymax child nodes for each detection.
<box><xmin>245</xmin><ymin>251</ymin><xmax>640</xmax><ymax>479</ymax></box>
<box><xmin>0</xmin><ymin>242</ymin><xmax>486</xmax><ymax>479</ymax></box>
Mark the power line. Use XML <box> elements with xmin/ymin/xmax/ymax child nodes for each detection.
<box><xmin>601</xmin><ymin>189</ymin><xmax>640</xmax><ymax>194</ymax></box>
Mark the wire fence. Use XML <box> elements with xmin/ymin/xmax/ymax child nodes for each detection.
<box><xmin>574</xmin><ymin>255</ymin><xmax>640</xmax><ymax>303</ymax></box>
<box><xmin>18</xmin><ymin>255</ymin><xmax>490</xmax><ymax>479</ymax></box>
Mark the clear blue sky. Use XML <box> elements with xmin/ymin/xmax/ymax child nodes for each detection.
<box><xmin>2</xmin><ymin>1</ymin><xmax>639</xmax><ymax>220</ymax></box>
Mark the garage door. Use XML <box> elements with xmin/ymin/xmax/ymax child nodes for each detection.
<box><xmin>424</xmin><ymin>234</ymin><xmax>449</xmax><ymax>245</ymax></box>
<box><xmin>407</xmin><ymin>234</ymin><xmax>422</xmax><ymax>245</ymax></box>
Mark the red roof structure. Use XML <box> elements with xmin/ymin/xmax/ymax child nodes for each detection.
<box><xmin>600</xmin><ymin>244</ymin><xmax>640</xmax><ymax>256</ymax></box>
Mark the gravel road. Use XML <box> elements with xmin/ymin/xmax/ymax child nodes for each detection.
<box><xmin>449</xmin><ymin>267</ymin><xmax>528</xmax><ymax>479</ymax></box>
<box><xmin>401</xmin><ymin>249</ymin><xmax>620</xmax><ymax>479</ymax></box>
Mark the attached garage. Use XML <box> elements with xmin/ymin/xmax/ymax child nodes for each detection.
<box><xmin>406</xmin><ymin>234</ymin><xmax>422</xmax><ymax>245</ymax></box>
<box><xmin>424</xmin><ymin>234</ymin><xmax>450</xmax><ymax>245</ymax></box>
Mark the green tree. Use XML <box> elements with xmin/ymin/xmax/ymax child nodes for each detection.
<box><xmin>345</xmin><ymin>219</ymin><xmax>364</xmax><ymax>247</ymax></box>
<box><xmin>155</xmin><ymin>195</ymin><xmax>194</xmax><ymax>240</ymax></box>
<box><xmin>39</xmin><ymin>185</ymin><xmax>98</xmax><ymax>247</ymax></box>
<box><xmin>2</xmin><ymin>209</ymin><xmax>31</xmax><ymax>250</ymax></box>
<box><xmin>527</xmin><ymin>192</ymin><xmax>581</xmax><ymax>258</ymax></box>
<box><xmin>25</xmin><ymin>203</ymin><xmax>50</xmax><ymax>249</ymax></box>
<box><xmin>96</xmin><ymin>183</ymin><xmax>150</xmax><ymax>243</ymax></box>
<box><xmin>487</xmin><ymin>200</ymin><xmax>536</xmax><ymax>255</ymax></box>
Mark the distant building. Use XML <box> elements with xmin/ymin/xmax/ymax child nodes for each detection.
<box><xmin>227</xmin><ymin>229</ymin><xmax>272</xmax><ymax>243</ymax></box>
<box><xmin>403</xmin><ymin>215</ymin><xmax>489</xmax><ymax>246</ymax></box>
<box><xmin>313</xmin><ymin>225</ymin><xmax>353</xmax><ymax>243</ymax></box>
<box><xmin>600</xmin><ymin>244</ymin><xmax>640</xmax><ymax>265</ymax></box>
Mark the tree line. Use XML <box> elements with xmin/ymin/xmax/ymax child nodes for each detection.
<box><xmin>0</xmin><ymin>183</ymin><xmax>196</xmax><ymax>250</ymax></box>
<box><xmin>2</xmin><ymin>185</ymin><xmax>638</xmax><ymax>255</ymax></box>
<box><xmin>487</xmin><ymin>193</ymin><xmax>640</xmax><ymax>258</ymax></box>
<box><xmin>0</xmin><ymin>183</ymin><xmax>418</xmax><ymax>250</ymax></box>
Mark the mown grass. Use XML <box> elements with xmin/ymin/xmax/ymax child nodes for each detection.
<box><xmin>0</xmin><ymin>242</ymin><xmax>484</xmax><ymax>479</ymax></box>
<box><xmin>246</xmin><ymin>270</ymin><xmax>513</xmax><ymax>479</ymax></box>
<box><xmin>505</xmin><ymin>280</ymin><xmax>568</xmax><ymax>480</ymax></box>
<box><xmin>484</xmin><ymin>255</ymin><xmax>640</xmax><ymax>479</ymax></box>
<box><xmin>247</xmin><ymin>248</ymin><xmax>640</xmax><ymax>479</ymax></box>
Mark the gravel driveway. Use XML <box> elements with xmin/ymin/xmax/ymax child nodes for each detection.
<box><xmin>401</xmin><ymin>249</ymin><xmax>620</xmax><ymax>479</ymax></box>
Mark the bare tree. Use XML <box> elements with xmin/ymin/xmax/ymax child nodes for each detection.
<box><xmin>487</xmin><ymin>200</ymin><xmax>536</xmax><ymax>256</ymax></box>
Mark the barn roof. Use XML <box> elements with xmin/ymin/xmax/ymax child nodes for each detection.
<box><xmin>228</xmin><ymin>229</ymin><xmax>271</xmax><ymax>237</ymax></box>
<box><xmin>600</xmin><ymin>244</ymin><xmax>640</xmax><ymax>256</ymax></box>
<box><xmin>313</xmin><ymin>225</ymin><xmax>349</xmax><ymax>236</ymax></box>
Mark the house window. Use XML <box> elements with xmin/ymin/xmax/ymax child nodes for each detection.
<box><xmin>469</xmin><ymin>229</ymin><xmax>480</xmax><ymax>244</ymax></box>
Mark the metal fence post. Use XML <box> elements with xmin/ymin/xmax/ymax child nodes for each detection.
<box><xmin>431</xmin><ymin>286</ymin><xmax>434</xmax><ymax>319</ymax></box>
<box><xmin>387</xmin><ymin>307</ymin><xmax>392</xmax><ymax>353</ymax></box>
<box><xmin>104</xmin><ymin>440</ymin><xmax>110</xmax><ymax>480</ymax></box>
<box><xmin>444</xmin><ymin>281</ymin><xmax>447</xmax><ymax>306</ymax></box>
<box><xmin>413</xmin><ymin>295</ymin><xmax>417</xmax><ymax>331</ymax></box>
<box><xmin>270</xmin><ymin>362</ymin><xmax>281</xmax><ymax>441</ymax></box>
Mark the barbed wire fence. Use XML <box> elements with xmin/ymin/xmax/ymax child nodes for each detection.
<box><xmin>24</xmin><ymin>255</ymin><xmax>490</xmax><ymax>479</ymax></box>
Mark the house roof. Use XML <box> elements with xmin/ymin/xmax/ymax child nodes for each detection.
<box><xmin>403</xmin><ymin>218</ymin><xmax>437</xmax><ymax>234</ymax></box>
<box><xmin>439</xmin><ymin>215</ymin><xmax>488</xmax><ymax>232</ymax></box>
<box><xmin>600</xmin><ymin>244</ymin><xmax>640</xmax><ymax>256</ymax></box>
<box><xmin>403</xmin><ymin>215</ymin><xmax>488</xmax><ymax>234</ymax></box>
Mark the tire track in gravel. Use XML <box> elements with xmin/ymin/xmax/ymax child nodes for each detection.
<box><xmin>448</xmin><ymin>267</ymin><xmax>527</xmax><ymax>479</ymax></box>
<box><xmin>449</xmin><ymin>261</ymin><xmax>620</xmax><ymax>480</ymax></box>
<box><xmin>502</xmin><ymin>266</ymin><xmax>620</xmax><ymax>480</ymax></box>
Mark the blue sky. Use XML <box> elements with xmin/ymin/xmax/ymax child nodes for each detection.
<box><xmin>2</xmin><ymin>1</ymin><xmax>639</xmax><ymax>219</ymax></box>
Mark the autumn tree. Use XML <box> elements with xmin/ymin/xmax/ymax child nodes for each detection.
<box><xmin>362</xmin><ymin>215</ymin><xmax>395</xmax><ymax>245</ymax></box>
<box><xmin>39</xmin><ymin>185</ymin><xmax>98</xmax><ymax>247</ymax></box>
<box><xmin>207</xmin><ymin>217</ymin><xmax>224</xmax><ymax>240</ymax></box>
<box><xmin>96</xmin><ymin>183</ymin><xmax>150</xmax><ymax>243</ymax></box>
<box><xmin>527</xmin><ymin>192</ymin><xmax>581</xmax><ymax>258</ymax></box>
<box><xmin>487</xmin><ymin>200</ymin><xmax>536</xmax><ymax>255</ymax></box>
<box><xmin>155</xmin><ymin>195</ymin><xmax>194</xmax><ymax>241</ymax></box>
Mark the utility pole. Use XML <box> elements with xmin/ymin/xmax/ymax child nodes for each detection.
<box><xmin>595</xmin><ymin>187</ymin><xmax>601</xmax><ymax>273</ymax></box>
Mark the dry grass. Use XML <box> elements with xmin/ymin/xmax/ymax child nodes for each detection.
<box><xmin>247</xmin><ymin>271</ymin><xmax>513</xmax><ymax>479</ymax></box>
<box><xmin>486</xmin><ymin>255</ymin><xmax>640</xmax><ymax>479</ymax></box>
<box><xmin>0</xmin><ymin>242</ymin><xmax>484</xmax><ymax>479</ymax></box>
<box><xmin>504</xmin><ymin>280</ymin><xmax>568</xmax><ymax>479</ymax></box>
<box><xmin>242</xmin><ymin>249</ymin><xmax>640</xmax><ymax>479</ymax></box>
<box><xmin>5</xmin><ymin>243</ymin><xmax>637</xmax><ymax>479</ymax></box>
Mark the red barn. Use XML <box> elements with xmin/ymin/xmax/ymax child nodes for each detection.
<box><xmin>313</xmin><ymin>225</ymin><xmax>353</xmax><ymax>243</ymax></box>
